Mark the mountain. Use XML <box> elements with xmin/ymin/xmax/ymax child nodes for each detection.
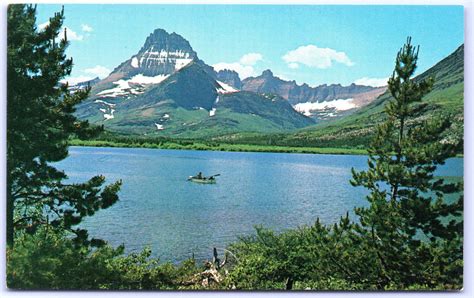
<box><xmin>216</xmin><ymin>69</ymin><xmax>242</xmax><ymax>89</ymax></box>
<box><xmin>109</xmin><ymin>29</ymin><xmax>215</xmax><ymax>78</ymax></box>
<box><xmin>89</xmin><ymin>29</ymin><xmax>214</xmax><ymax>95</ymax></box>
<box><xmin>241</xmin><ymin>69</ymin><xmax>386</xmax><ymax>120</ymax></box>
<box><xmin>222</xmin><ymin>44</ymin><xmax>464</xmax><ymax>149</ymax></box>
<box><xmin>68</xmin><ymin>77</ymin><xmax>100</xmax><ymax>92</ymax></box>
<box><xmin>75</xmin><ymin>29</ymin><xmax>314</xmax><ymax>137</ymax></box>
<box><xmin>298</xmin><ymin>43</ymin><xmax>464</xmax><ymax>148</ymax></box>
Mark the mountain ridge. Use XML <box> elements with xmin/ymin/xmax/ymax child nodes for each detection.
<box><xmin>215</xmin><ymin>44</ymin><xmax>464</xmax><ymax>149</ymax></box>
<box><xmin>74</xmin><ymin>28</ymin><xmax>461</xmax><ymax>142</ymax></box>
<box><xmin>76</xmin><ymin>28</ymin><xmax>314</xmax><ymax>137</ymax></box>
<box><xmin>242</xmin><ymin>69</ymin><xmax>385</xmax><ymax>105</ymax></box>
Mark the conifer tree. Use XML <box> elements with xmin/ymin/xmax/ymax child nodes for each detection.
<box><xmin>7</xmin><ymin>4</ymin><xmax>121</xmax><ymax>247</ymax></box>
<box><xmin>350</xmin><ymin>37</ymin><xmax>463</xmax><ymax>288</ymax></box>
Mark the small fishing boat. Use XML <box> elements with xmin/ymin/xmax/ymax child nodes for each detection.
<box><xmin>187</xmin><ymin>177</ymin><xmax>216</xmax><ymax>184</ymax></box>
<box><xmin>187</xmin><ymin>173</ymin><xmax>220</xmax><ymax>184</ymax></box>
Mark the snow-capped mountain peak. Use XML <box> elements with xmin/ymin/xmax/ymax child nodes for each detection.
<box><xmin>112</xmin><ymin>29</ymin><xmax>198</xmax><ymax>77</ymax></box>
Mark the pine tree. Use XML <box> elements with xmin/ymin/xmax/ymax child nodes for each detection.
<box><xmin>7</xmin><ymin>4</ymin><xmax>121</xmax><ymax>247</ymax></box>
<box><xmin>350</xmin><ymin>37</ymin><xmax>463</xmax><ymax>288</ymax></box>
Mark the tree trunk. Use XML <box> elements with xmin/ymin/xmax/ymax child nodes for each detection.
<box><xmin>285</xmin><ymin>277</ymin><xmax>293</xmax><ymax>290</ymax></box>
<box><xmin>6</xmin><ymin>186</ymin><xmax>14</xmax><ymax>247</ymax></box>
<box><xmin>391</xmin><ymin>115</ymin><xmax>405</xmax><ymax>201</ymax></box>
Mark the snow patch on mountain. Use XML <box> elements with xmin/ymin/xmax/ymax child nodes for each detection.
<box><xmin>129</xmin><ymin>74</ymin><xmax>169</xmax><ymax>84</ymax></box>
<box><xmin>144</xmin><ymin>49</ymin><xmax>190</xmax><ymax>58</ymax></box>
<box><xmin>97</xmin><ymin>80</ymin><xmax>131</xmax><ymax>97</ymax></box>
<box><xmin>216</xmin><ymin>80</ymin><xmax>239</xmax><ymax>94</ymax></box>
<box><xmin>209</xmin><ymin>108</ymin><xmax>216</xmax><ymax>117</ymax></box>
<box><xmin>138</xmin><ymin>47</ymin><xmax>193</xmax><ymax>70</ymax></box>
<box><xmin>95</xmin><ymin>100</ymin><xmax>116</xmax><ymax>120</ymax></box>
<box><xmin>104</xmin><ymin>109</ymin><xmax>115</xmax><ymax>120</ymax></box>
<box><xmin>131</xmin><ymin>57</ymin><xmax>139</xmax><ymax>68</ymax></box>
<box><xmin>95</xmin><ymin>99</ymin><xmax>116</xmax><ymax>107</ymax></box>
<box><xmin>130</xmin><ymin>89</ymin><xmax>144</xmax><ymax>95</ymax></box>
<box><xmin>175</xmin><ymin>58</ymin><xmax>193</xmax><ymax>70</ymax></box>
<box><xmin>97</xmin><ymin>74</ymin><xmax>169</xmax><ymax>98</ymax></box>
<box><xmin>293</xmin><ymin>98</ymin><xmax>356</xmax><ymax>116</ymax></box>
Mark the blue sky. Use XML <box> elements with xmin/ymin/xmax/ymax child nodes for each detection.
<box><xmin>36</xmin><ymin>4</ymin><xmax>464</xmax><ymax>87</ymax></box>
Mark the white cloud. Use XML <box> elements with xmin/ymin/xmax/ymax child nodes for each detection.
<box><xmin>38</xmin><ymin>21</ymin><xmax>49</xmax><ymax>31</ymax></box>
<box><xmin>64</xmin><ymin>27</ymin><xmax>84</xmax><ymax>41</ymax></box>
<box><xmin>81</xmin><ymin>24</ymin><xmax>93</xmax><ymax>32</ymax></box>
<box><xmin>213</xmin><ymin>62</ymin><xmax>255</xmax><ymax>79</ymax></box>
<box><xmin>288</xmin><ymin>62</ymin><xmax>299</xmax><ymax>69</ymax></box>
<box><xmin>37</xmin><ymin>22</ymin><xmax>84</xmax><ymax>42</ymax></box>
<box><xmin>239</xmin><ymin>53</ymin><xmax>263</xmax><ymax>66</ymax></box>
<box><xmin>354</xmin><ymin>77</ymin><xmax>389</xmax><ymax>87</ymax></box>
<box><xmin>60</xmin><ymin>65</ymin><xmax>111</xmax><ymax>86</ymax></box>
<box><xmin>60</xmin><ymin>75</ymin><xmax>94</xmax><ymax>86</ymax></box>
<box><xmin>84</xmin><ymin>65</ymin><xmax>111</xmax><ymax>78</ymax></box>
<box><xmin>213</xmin><ymin>53</ymin><xmax>264</xmax><ymax>79</ymax></box>
<box><xmin>282</xmin><ymin>45</ymin><xmax>354</xmax><ymax>69</ymax></box>
<box><xmin>37</xmin><ymin>20</ymin><xmax>88</xmax><ymax>44</ymax></box>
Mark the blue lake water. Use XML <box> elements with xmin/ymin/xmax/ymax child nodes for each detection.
<box><xmin>56</xmin><ymin>146</ymin><xmax>463</xmax><ymax>262</ymax></box>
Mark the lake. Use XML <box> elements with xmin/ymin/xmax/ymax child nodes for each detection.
<box><xmin>56</xmin><ymin>146</ymin><xmax>463</xmax><ymax>262</ymax></box>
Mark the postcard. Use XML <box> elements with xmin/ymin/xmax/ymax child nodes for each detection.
<box><xmin>5</xmin><ymin>2</ymin><xmax>464</xmax><ymax>291</ymax></box>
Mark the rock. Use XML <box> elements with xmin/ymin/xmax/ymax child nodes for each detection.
<box><xmin>109</xmin><ymin>28</ymin><xmax>214</xmax><ymax>78</ymax></box>
<box><xmin>216</xmin><ymin>69</ymin><xmax>242</xmax><ymax>89</ymax></box>
<box><xmin>242</xmin><ymin>69</ymin><xmax>382</xmax><ymax>105</ymax></box>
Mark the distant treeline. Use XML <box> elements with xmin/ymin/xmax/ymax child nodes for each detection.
<box><xmin>69</xmin><ymin>136</ymin><xmax>368</xmax><ymax>155</ymax></box>
<box><xmin>211</xmin><ymin>132</ymin><xmax>372</xmax><ymax>149</ymax></box>
<box><xmin>70</xmin><ymin>128</ymin><xmax>371</xmax><ymax>154</ymax></box>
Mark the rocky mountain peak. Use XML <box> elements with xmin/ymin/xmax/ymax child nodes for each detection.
<box><xmin>111</xmin><ymin>28</ymin><xmax>198</xmax><ymax>77</ymax></box>
<box><xmin>216</xmin><ymin>69</ymin><xmax>242</xmax><ymax>89</ymax></box>
<box><xmin>261</xmin><ymin>69</ymin><xmax>274</xmax><ymax>78</ymax></box>
<box><xmin>139</xmin><ymin>29</ymin><xmax>196</xmax><ymax>56</ymax></box>
<box><xmin>242</xmin><ymin>69</ymin><xmax>385</xmax><ymax>112</ymax></box>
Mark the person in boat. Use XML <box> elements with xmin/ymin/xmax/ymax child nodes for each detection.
<box><xmin>196</xmin><ymin>172</ymin><xmax>203</xmax><ymax>179</ymax></box>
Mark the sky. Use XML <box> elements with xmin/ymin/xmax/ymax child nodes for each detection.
<box><xmin>35</xmin><ymin>4</ymin><xmax>464</xmax><ymax>87</ymax></box>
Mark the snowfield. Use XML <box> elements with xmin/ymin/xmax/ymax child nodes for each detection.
<box><xmin>209</xmin><ymin>108</ymin><xmax>216</xmax><ymax>117</ymax></box>
<box><xmin>97</xmin><ymin>80</ymin><xmax>131</xmax><ymax>97</ymax></box>
<box><xmin>97</xmin><ymin>74</ymin><xmax>169</xmax><ymax>98</ymax></box>
<box><xmin>104</xmin><ymin>109</ymin><xmax>115</xmax><ymax>120</ymax></box>
<box><xmin>216</xmin><ymin>80</ymin><xmax>239</xmax><ymax>94</ymax></box>
<box><xmin>94</xmin><ymin>99</ymin><xmax>116</xmax><ymax>107</ymax></box>
<box><xmin>131</xmin><ymin>57</ymin><xmax>139</xmax><ymax>68</ymax></box>
<box><xmin>129</xmin><ymin>74</ymin><xmax>169</xmax><ymax>84</ymax></box>
<box><xmin>293</xmin><ymin>98</ymin><xmax>356</xmax><ymax>116</ymax></box>
<box><xmin>95</xmin><ymin>100</ymin><xmax>116</xmax><ymax>120</ymax></box>
<box><xmin>137</xmin><ymin>47</ymin><xmax>193</xmax><ymax>70</ymax></box>
<box><xmin>175</xmin><ymin>58</ymin><xmax>193</xmax><ymax>71</ymax></box>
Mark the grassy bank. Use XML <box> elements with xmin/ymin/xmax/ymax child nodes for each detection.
<box><xmin>69</xmin><ymin>139</ymin><xmax>368</xmax><ymax>155</ymax></box>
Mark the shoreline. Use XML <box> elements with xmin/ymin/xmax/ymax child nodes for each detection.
<box><xmin>68</xmin><ymin>139</ymin><xmax>369</xmax><ymax>155</ymax></box>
